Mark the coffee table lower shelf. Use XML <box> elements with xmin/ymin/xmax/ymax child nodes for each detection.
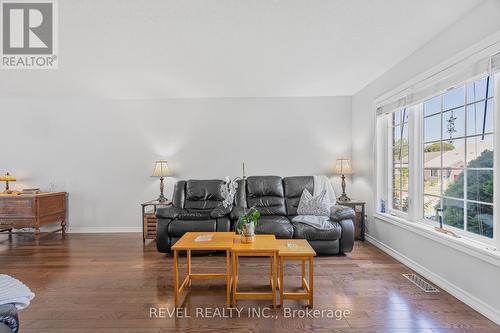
<box><xmin>276</xmin><ymin>239</ymin><xmax>316</xmax><ymax>308</ymax></box>
<box><xmin>171</xmin><ymin>233</ymin><xmax>316</xmax><ymax>309</ymax></box>
<box><xmin>231</xmin><ymin>250</ymin><xmax>278</xmax><ymax>308</ymax></box>
<box><xmin>171</xmin><ymin>232</ymin><xmax>235</xmax><ymax>308</ymax></box>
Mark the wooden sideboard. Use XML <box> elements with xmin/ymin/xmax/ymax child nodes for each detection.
<box><xmin>0</xmin><ymin>192</ymin><xmax>67</xmax><ymax>241</ymax></box>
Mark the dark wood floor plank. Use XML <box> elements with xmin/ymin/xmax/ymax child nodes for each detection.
<box><xmin>1</xmin><ymin>233</ymin><xmax>499</xmax><ymax>332</ymax></box>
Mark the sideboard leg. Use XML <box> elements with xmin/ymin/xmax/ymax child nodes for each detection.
<box><xmin>61</xmin><ymin>220</ymin><xmax>67</xmax><ymax>236</ymax></box>
<box><xmin>34</xmin><ymin>227</ymin><xmax>41</xmax><ymax>242</ymax></box>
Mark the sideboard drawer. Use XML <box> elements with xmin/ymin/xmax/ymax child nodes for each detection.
<box><xmin>0</xmin><ymin>218</ymin><xmax>35</xmax><ymax>228</ymax></box>
<box><xmin>0</xmin><ymin>197</ymin><xmax>35</xmax><ymax>216</ymax></box>
<box><xmin>38</xmin><ymin>195</ymin><xmax>65</xmax><ymax>216</ymax></box>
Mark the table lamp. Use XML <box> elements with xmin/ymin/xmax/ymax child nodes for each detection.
<box><xmin>333</xmin><ymin>158</ymin><xmax>353</xmax><ymax>202</ymax></box>
<box><xmin>151</xmin><ymin>160</ymin><xmax>169</xmax><ymax>202</ymax></box>
<box><xmin>0</xmin><ymin>172</ymin><xmax>16</xmax><ymax>194</ymax></box>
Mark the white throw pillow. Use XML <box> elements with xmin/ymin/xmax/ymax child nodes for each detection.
<box><xmin>297</xmin><ymin>189</ymin><xmax>330</xmax><ymax>216</ymax></box>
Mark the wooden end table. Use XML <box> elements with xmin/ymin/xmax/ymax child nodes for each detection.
<box><xmin>276</xmin><ymin>239</ymin><xmax>316</xmax><ymax>308</ymax></box>
<box><xmin>231</xmin><ymin>234</ymin><xmax>279</xmax><ymax>308</ymax></box>
<box><xmin>339</xmin><ymin>200</ymin><xmax>366</xmax><ymax>240</ymax></box>
<box><xmin>171</xmin><ymin>232</ymin><xmax>235</xmax><ymax>307</ymax></box>
<box><xmin>141</xmin><ymin>200</ymin><xmax>171</xmax><ymax>242</ymax></box>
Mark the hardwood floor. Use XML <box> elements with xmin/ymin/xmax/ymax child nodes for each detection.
<box><xmin>1</xmin><ymin>233</ymin><xmax>499</xmax><ymax>333</ymax></box>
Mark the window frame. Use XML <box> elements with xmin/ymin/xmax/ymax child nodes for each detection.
<box><xmin>378</xmin><ymin>74</ymin><xmax>499</xmax><ymax>248</ymax></box>
<box><xmin>387</xmin><ymin>109</ymin><xmax>411</xmax><ymax>217</ymax></box>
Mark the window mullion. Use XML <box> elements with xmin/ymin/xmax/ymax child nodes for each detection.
<box><xmin>410</xmin><ymin>104</ymin><xmax>422</xmax><ymax>221</ymax></box>
<box><xmin>464</xmin><ymin>86</ymin><xmax>468</xmax><ymax>233</ymax></box>
<box><xmin>494</xmin><ymin>75</ymin><xmax>500</xmax><ymax>249</ymax></box>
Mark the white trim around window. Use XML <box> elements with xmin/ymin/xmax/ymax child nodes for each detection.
<box><xmin>375</xmin><ymin>74</ymin><xmax>499</xmax><ymax>250</ymax></box>
<box><xmin>373</xmin><ymin>212</ymin><xmax>500</xmax><ymax>268</ymax></box>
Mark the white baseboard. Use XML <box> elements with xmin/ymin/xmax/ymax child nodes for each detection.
<box><xmin>67</xmin><ymin>227</ymin><xmax>142</xmax><ymax>233</ymax></box>
<box><xmin>365</xmin><ymin>234</ymin><xmax>500</xmax><ymax>326</ymax></box>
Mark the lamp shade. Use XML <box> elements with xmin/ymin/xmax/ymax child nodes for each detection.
<box><xmin>0</xmin><ymin>173</ymin><xmax>16</xmax><ymax>182</ymax></box>
<box><xmin>151</xmin><ymin>161</ymin><xmax>169</xmax><ymax>177</ymax></box>
<box><xmin>333</xmin><ymin>159</ymin><xmax>353</xmax><ymax>175</ymax></box>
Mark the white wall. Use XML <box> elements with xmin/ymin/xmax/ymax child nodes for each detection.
<box><xmin>351</xmin><ymin>0</ymin><xmax>500</xmax><ymax>324</ymax></box>
<box><xmin>2</xmin><ymin>96</ymin><xmax>351</xmax><ymax>231</ymax></box>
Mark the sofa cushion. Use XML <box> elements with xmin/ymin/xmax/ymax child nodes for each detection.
<box><xmin>255</xmin><ymin>216</ymin><xmax>293</xmax><ymax>239</ymax></box>
<box><xmin>247</xmin><ymin>176</ymin><xmax>284</xmax><ymax>197</ymax></box>
<box><xmin>283</xmin><ymin>176</ymin><xmax>314</xmax><ymax>216</ymax></box>
<box><xmin>167</xmin><ymin>219</ymin><xmax>217</xmax><ymax>237</ymax></box>
<box><xmin>184</xmin><ymin>179</ymin><xmax>226</xmax><ymax>211</ymax></box>
<box><xmin>247</xmin><ymin>196</ymin><xmax>286</xmax><ymax>216</ymax></box>
<box><xmin>186</xmin><ymin>179</ymin><xmax>226</xmax><ymax>201</ymax></box>
<box><xmin>176</xmin><ymin>211</ymin><xmax>212</xmax><ymax>220</ymax></box>
<box><xmin>185</xmin><ymin>200</ymin><xmax>222</xmax><ymax>210</ymax></box>
<box><xmin>292</xmin><ymin>220</ymin><xmax>341</xmax><ymax>241</ymax></box>
<box><xmin>156</xmin><ymin>206</ymin><xmax>185</xmax><ymax>219</ymax></box>
<box><xmin>246</xmin><ymin>176</ymin><xmax>286</xmax><ymax>216</ymax></box>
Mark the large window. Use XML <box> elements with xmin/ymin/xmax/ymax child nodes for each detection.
<box><xmin>391</xmin><ymin>109</ymin><xmax>409</xmax><ymax>213</ymax></box>
<box><xmin>378</xmin><ymin>72</ymin><xmax>497</xmax><ymax>244</ymax></box>
<box><xmin>422</xmin><ymin>76</ymin><xmax>494</xmax><ymax>238</ymax></box>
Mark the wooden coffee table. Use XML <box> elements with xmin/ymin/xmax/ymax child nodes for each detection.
<box><xmin>276</xmin><ymin>239</ymin><xmax>316</xmax><ymax>308</ymax></box>
<box><xmin>171</xmin><ymin>232</ymin><xmax>235</xmax><ymax>307</ymax></box>
<box><xmin>231</xmin><ymin>234</ymin><xmax>279</xmax><ymax>308</ymax></box>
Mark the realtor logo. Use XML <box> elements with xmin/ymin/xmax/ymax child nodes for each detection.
<box><xmin>1</xmin><ymin>0</ymin><xmax>58</xmax><ymax>69</ymax></box>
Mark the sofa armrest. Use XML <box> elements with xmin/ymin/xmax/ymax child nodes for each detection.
<box><xmin>156</xmin><ymin>218</ymin><xmax>173</xmax><ymax>253</ymax></box>
<box><xmin>230</xmin><ymin>206</ymin><xmax>246</xmax><ymax>220</ymax></box>
<box><xmin>216</xmin><ymin>217</ymin><xmax>231</xmax><ymax>232</ymax></box>
<box><xmin>0</xmin><ymin>304</ymin><xmax>18</xmax><ymax>333</ymax></box>
<box><xmin>338</xmin><ymin>219</ymin><xmax>354</xmax><ymax>253</ymax></box>
<box><xmin>330</xmin><ymin>205</ymin><xmax>355</xmax><ymax>222</ymax></box>
<box><xmin>156</xmin><ymin>206</ymin><xmax>185</xmax><ymax>219</ymax></box>
<box><xmin>210</xmin><ymin>205</ymin><xmax>233</xmax><ymax>218</ymax></box>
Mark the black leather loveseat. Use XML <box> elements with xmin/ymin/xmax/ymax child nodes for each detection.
<box><xmin>156</xmin><ymin>179</ymin><xmax>232</xmax><ymax>252</ymax></box>
<box><xmin>0</xmin><ymin>304</ymin><xmax>18</xmax><ymax>333</ymax></box>
<box><xmin>156</xmin><ymin>176</ymin><xmax>355</xmax><ymax>255</ymax></box>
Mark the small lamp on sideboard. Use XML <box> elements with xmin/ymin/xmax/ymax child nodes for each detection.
<box><xmin>0</xmin><ymin>172</ymin><xmax>16</xmax><ymax>194</ymax></box>
<box><xmin>151</xmin><ymin>160</ymin><xmax>169</xmax><ymax>202</ymax></box>
<box><xmin>333</xmin><ymin>158</ymin><xmax>353</xmax><ymax>202</ymax></box>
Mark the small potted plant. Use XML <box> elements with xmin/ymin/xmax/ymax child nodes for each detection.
<box><xmin>236</xmin><ymin>207</ymin><xmax>260</xmax><ymax>243</ymax></box>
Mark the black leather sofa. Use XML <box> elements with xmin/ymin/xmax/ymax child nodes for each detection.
<box><xmin>156</xmin><ymin>176</ymin><xmax>355</xmax><ymax>255</ymax></box>
<box><xmin>156</xmin><ymin>179</ymin><xmax>232</xmax><ymax>253</ymax></box>
<box><xmin>0</xmin><ymin>304</ymin><xmax>18</xmax><ymax>333</ymax></box>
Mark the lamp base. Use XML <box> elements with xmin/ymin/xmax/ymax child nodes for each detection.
<box><xmin>157</xmin><ymin>195</ymin><xmax>167</xmax><ymax>203</ymax></box>
<box><xmin>337</xmin><ymin>194</ymin><xmax>351</xmax><ymax>202</ymax></box>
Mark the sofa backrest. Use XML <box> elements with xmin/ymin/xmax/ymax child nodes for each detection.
<box><xmin>283</xmin><ymin>176</ymin><xmax>314</xmax><ymax>216</ymax></box>
<box><xmin>172</xmin><ymin>179</ymin><xmax>226</xmax><ymax>210</ymax></box>
<box><xmin>246</xmin><ymin>176</ymin><xmax>286</xmax><ymax>216</ymax></box>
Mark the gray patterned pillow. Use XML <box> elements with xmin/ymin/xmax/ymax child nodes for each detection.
<box><xmin>297</xmin><ymin>189</ymin><xmax>330</xmax><ymax>216</ymax></box>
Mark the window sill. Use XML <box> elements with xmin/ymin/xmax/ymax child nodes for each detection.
<box><xmin>373</xmin><ymin>213</ymin><xmax>500</xmax><ymax>268</ymax></box>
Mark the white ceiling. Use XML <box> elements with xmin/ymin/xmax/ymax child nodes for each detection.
<box><xmin>0</xmin><ymin>0</ymin><xmax>484</xmax><ymax>99</ymax></box>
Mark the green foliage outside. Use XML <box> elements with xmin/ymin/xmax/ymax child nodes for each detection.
<box><xmin>437</xmin><ymin>150</ymin><xmax>493</xmax><ymax>238</ymax></box>
<box><xmin>393</xmin><ymin>138</ymin><xmax>409</xmax><ymax>160</ymax></box>
<box><xmin>424</xmin><ymin>142</ymin><xmax>455</xmax><ymax>152</ymax></box>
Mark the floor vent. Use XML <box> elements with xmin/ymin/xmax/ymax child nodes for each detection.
<box><xmin>403</xmin><ymin>274</ymin><xmax>439</xmax><ymax>293</ymax></box>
